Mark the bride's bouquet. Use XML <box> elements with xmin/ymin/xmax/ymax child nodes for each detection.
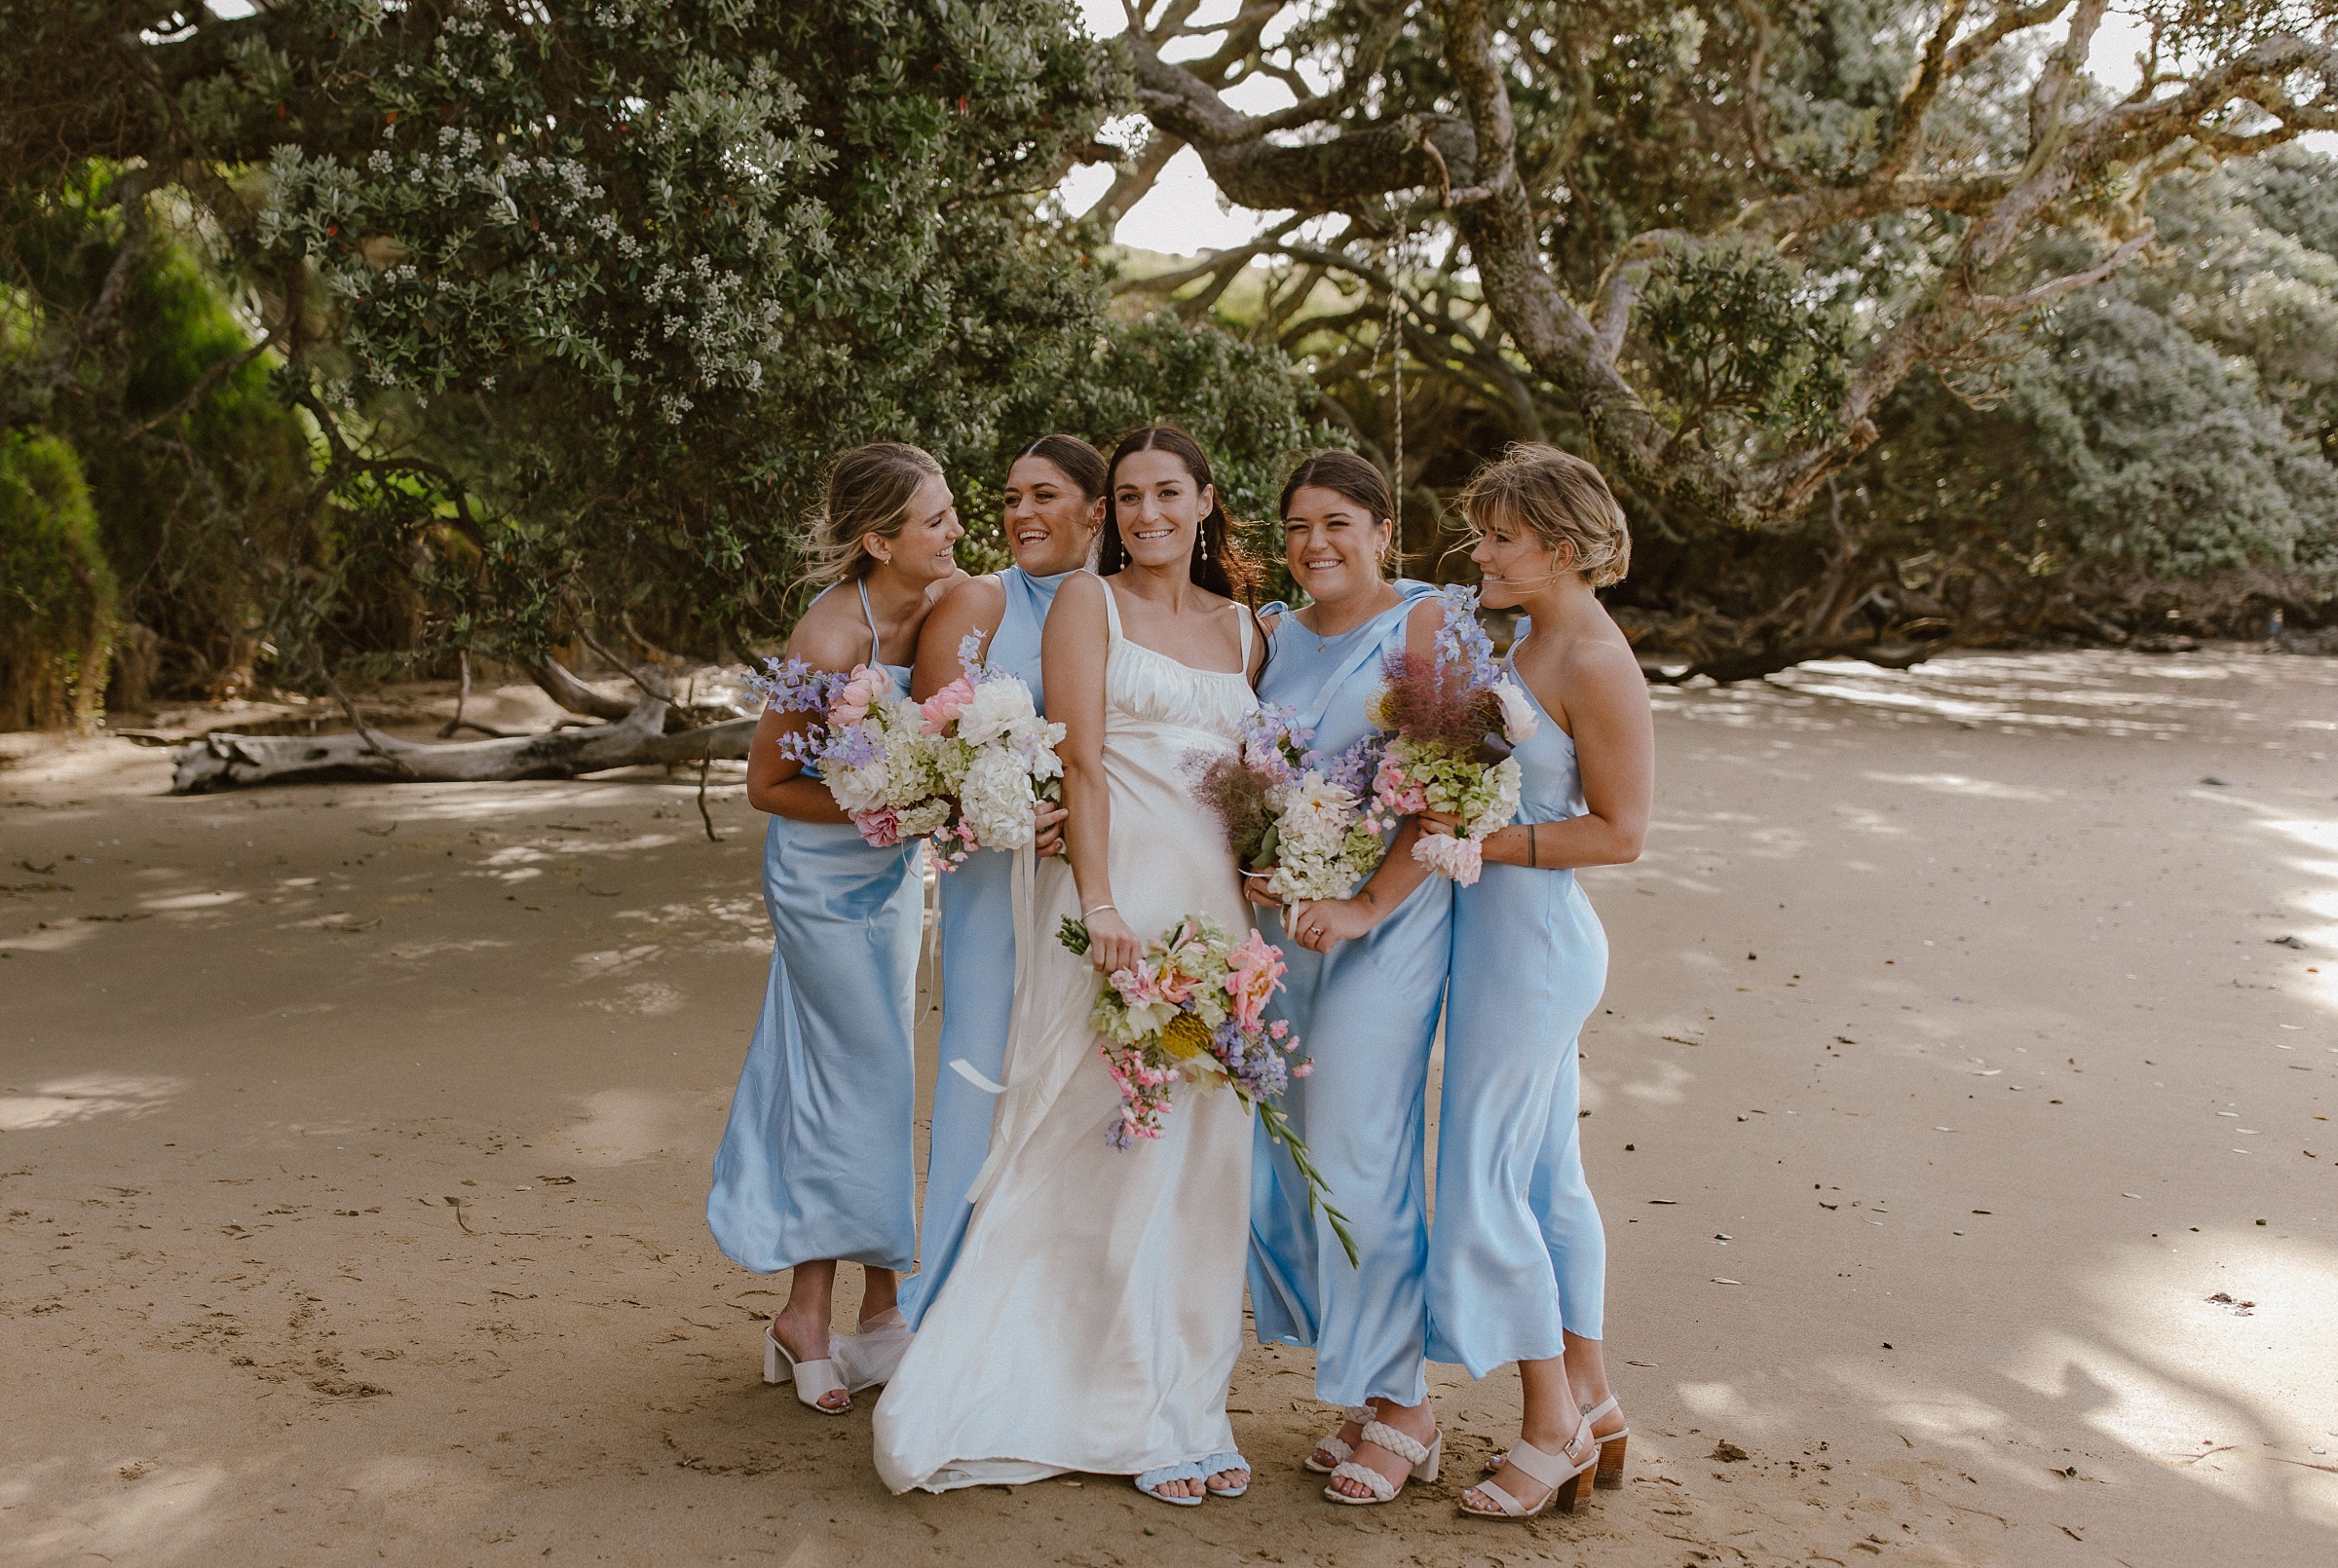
<box><xmin>744</xmin><ymin>656</ymin><xmax>953</xmax><ymax>848</ymax></box>
<box><xmin>1368</xmin><ymin>587</ymin><xmax>1538</xmax><ymax>885</ymax></box>
<box><xmin>1058</xmin><ymin>911</ymin><xmax>1357</xmax><ymax>1263</ymax></box>
<box><xmin>917</xmin><ymin>632</ymin><xmax>1067</xmax><ymax>867</ymax></box>
<box><xmin>1192</xmin><ymin>706</ymin><xmax>1394</xmax><ymax>905</ymax></box>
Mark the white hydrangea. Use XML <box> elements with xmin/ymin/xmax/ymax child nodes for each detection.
<box><xmin>959</xmin><ymin>744</ymin><xmax>1037</xmax><ymax>849</ymax></box>
<box><xmin>959</xmin><ymin>677</ymin><xmax>1037</xmax><ymax>746</ymax></box>
<box><xmin>1467</xmin><ymin>757</ymin><xmax>1524</xmax><ymax>839</ymax></box>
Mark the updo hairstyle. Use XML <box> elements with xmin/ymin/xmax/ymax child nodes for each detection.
<box><xmin>802</xmin><ymin>441</ymin><xmax>946</xmax><ymax>587</ymax></box>
<box><xmin>1455</xmin><ymin>443</ymin><xmax>1631</xmax><ymax>588</ymax></box>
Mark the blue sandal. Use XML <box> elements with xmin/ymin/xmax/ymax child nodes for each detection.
<box><xmin>1135</xmin><ymin>1462</ymin><xmax>1207</xmax><ymax>1507</ymax></box>
<box><xmin>1201</xmin><ymin>1451</ymin><xmax>1251</xmax><ymax>1499</ymax></box>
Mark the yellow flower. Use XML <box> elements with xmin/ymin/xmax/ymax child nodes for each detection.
<box><xmin>1160</xmin><ymin>1012</ymin><xmax>1213</xmax><ymax>1061</ymax></box>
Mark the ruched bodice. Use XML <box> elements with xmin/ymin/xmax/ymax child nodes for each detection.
<box><xmin>1102</xmin><ymin>608</ymin><xmax>1257</xmax><ymax>743</ymax></box>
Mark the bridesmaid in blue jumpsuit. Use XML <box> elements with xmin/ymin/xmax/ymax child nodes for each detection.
<box><xmin>708</xmin><ymin>442</ymin><xmax>965</xmax><ymax>1415</ymax></box>
<box><xmin>900</xmin><ymin>434</ymin><xmax>1106</xmax><ymax>1327</ymax></box>
<box><xmin>1242</xmin><ymin>452</ymin><xmax>1452</xmax><ymax>1505</ymax></box>
<box><xmin>1421</xmin><ymin>445</ymin><xmax>1652</xmax><ymax>1521</ymax></box>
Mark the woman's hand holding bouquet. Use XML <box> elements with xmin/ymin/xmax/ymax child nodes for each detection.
<box><xmin>917</xmin><ymin>632</ymin><xmax>1068</xmax><ymax>866</ymax></box>
<box><xmin>744</xmin><ymin>656</ymin><xmax>953</xmax><ymax>847</ymax></box>
<box><xmin>1368</xmin><ymin>587</ymin><xmax>1540</xmax><ymax>886</ymax></box>
<box><xmin>1193</xmin><ymin>705</ymin><xmax>1393</xmax><ymax>913</ymax></box>
<box><xmin>1058</xmin><ymin>911</ymin><xmax>1357</xmax><ymax>1264</ymax></box>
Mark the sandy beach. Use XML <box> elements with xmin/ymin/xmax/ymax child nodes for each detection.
<box><xmin>3</xmin><ymin>648</ymin><xmax>2333</xmax><ymax>1568</ymax></box>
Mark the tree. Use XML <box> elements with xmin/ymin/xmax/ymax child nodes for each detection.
<box><xmin>1106</xmin><ymin>0</ymin><xmax>2338</xmax><ymax>672</ymax></box>
<box><xmin>0</xmin><ymin>1</ymin><xmax>1334</xmax><ymax>768</ymax></box>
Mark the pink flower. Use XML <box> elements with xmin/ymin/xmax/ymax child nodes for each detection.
<box><xmin>1224</xmin><ymin>926</ymin><xmax>1284</xmax><ymax>1031</ymax></box>
<box><xmin>919</xmin><ymin>676</ymin><xmax>975</xmax><ymax>734</ymax></box>
<box><xmin>1374</xmin><ymin>755</ymin><xmax>1426</xmax><ymax>815</ymax></box>
<box><xmin>852</xmin><ymin>806</ymin><xmax>901</xmax><ymax>847</ymax></box>
<box><xmin>830</xmin><ymin>664</ymin><xmax>884</xmax><ymax>728</ymax></box>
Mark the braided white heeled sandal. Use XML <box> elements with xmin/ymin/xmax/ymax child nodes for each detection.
<box><xmin>1323</xmin><ymin>1420</ymin><xmax>1441</xmax><ymax>1506</ymax></box>
<box><xmin>1303</xmin><ymin>1405</ymin><xmax>1377</xmax><ymax>1474</ymax></box>
<box><xmin>763</xmin><ymin>1320</ymin><xmax>850</xmax><ymax>1415</ymax></box>
<box><xmin>1201</xmin><ymin>1451</ymin><xmax>1250</xmax><ymax>1498</ymax></box>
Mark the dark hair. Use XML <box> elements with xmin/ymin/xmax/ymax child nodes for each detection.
<box><xmin>1277</xmin><ymin>449</ymin><xmax>1401</xmax><ymax>572</ymax></box>
<box><xmin>1100</xmin><ymin>424</ymin><xmax>1256</xmax><ymax>600</ymax></box>
<box><xmin>804</xmin><ymin>441</ymin><xmax>945</xmax><ymax>587</ymax></box>
<box><xmin>1013</xmin><ymin>432</ymin><xmax>1108</xmax><ymax>502</ymax></box>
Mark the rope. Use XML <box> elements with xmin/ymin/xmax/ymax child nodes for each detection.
<box><xmin>1386</xmin><ymin>205</ymin><xmax>1407</xmax><ymax>555</ymax></box>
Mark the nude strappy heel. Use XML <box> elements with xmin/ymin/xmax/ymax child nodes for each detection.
<box><xmin>1303</xmin><ymin>1405</ymin><xmax>1377</xmax><ymax>1474</ymax></box>
<box><xmin>763</xmin><ymin>1320</ymin><xmax>850</xmax><ymax>1415</ymax></box>
<box><xmin>1484</xmin><ymin>1396</ymin><xmax>1629</xmax><ymax>1489</ymax></box>
<box><xmin>1461</xmin><ymin>1408</ymin><xmax>1598</xmax><ymax>1520</ymax></box>
<box><xmin>1323</xmin><ymin>1420</ymin><xmax>1441</xmax><ymax>1506</ymax></box>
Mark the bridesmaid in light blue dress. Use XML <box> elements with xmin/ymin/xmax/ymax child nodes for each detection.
<box><xmin>899</xmin><ymin>434</ymin><xmax>1106</xmax><ymax>1328</ymax></box>
<box><xmin>1422</xmin><ymin>444</ymin><xmax>1652</xmax><ymax>1522</ymax></box>
<box><xmin>708</xmin><ymin>442</ymin><xmax>966</xmax><ymax>1416</ymax></box>
<box><xmin>1240</xmin><ymin>452</ymin><xmax>1451</xmax><ymax>1506</ymax></box>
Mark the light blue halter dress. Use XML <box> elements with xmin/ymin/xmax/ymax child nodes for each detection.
<box><xmin>707</xmin><ymin>581</ymin><xmax>924</xmax><ymax>1276</ymax></box>
<box><xmin>1246</xmin><ymin>580</ymin><xmax>1451</xmax><ymax>1408</ymax></box>
<box><xmin>898</xmin><ymin>566</ymin><xmax>1070</xmax><ymax>1328</ymax></box>
<box><xmin>1425</xmin><ymin>663</ymin><xmax>1610</xmax><ymax>1373</ymax></box>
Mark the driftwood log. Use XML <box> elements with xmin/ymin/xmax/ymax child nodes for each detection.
<box><xmin>170</xmin><ymin>696</ymin><xmax>756</xmax><ymax>794</ymax></box>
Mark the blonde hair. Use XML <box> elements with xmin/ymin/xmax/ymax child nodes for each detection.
<box><xmin>1456</xmin><ymin>443</ymin><xmax>1631</xmax><ymax>588</ymax></box>
<box><xmin>801</xmin><ymin>442</ymin><xmax>945</xmax><ymax>588</ymax></box>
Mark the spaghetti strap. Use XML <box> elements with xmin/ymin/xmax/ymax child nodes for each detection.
<box><xmin>1234</xmin><ymin>602</ymin><xmax>1254</xmax><ymax>665</ymax></box>
<box><xmin>856</xmin><ymin>579</ymin><xmax>883</xmax><ymax>665</ymax></box>
<box><xmin>1096</xmin><ymin>572</ymin><xmax>1124</xmax><ymax>644</ymax></box>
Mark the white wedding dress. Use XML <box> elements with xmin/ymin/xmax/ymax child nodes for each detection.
<box><xmin>873</xmin><ymin>578</ymin><xmax>1259</xmax><ymax>1493</ymax></box>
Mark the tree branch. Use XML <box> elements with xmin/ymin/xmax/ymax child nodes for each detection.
<box><xmin>127</xmin><ymin>330</ymin><xmax>276</xmax><ymax>436</ymax></box>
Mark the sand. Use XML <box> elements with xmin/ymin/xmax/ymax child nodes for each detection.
<box><xmin>2</xmin><ymin>648</ymin><xmax>2333</xmax><ymax>1568</ymax></box>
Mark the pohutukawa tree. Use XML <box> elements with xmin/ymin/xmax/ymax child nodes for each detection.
<box><xmin>1107</xmin><ymin>1</ymin><xmax>2338</xmax><ymax>674</ymax></box>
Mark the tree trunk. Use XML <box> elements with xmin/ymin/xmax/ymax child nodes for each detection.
<box><xmin>169</xmin><ymin>698</ymin><xmax>756</xmax><ymax>794</ymax></box>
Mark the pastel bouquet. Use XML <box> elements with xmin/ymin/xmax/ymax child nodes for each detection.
<box><xmin>916</xmin><ymin>632</ymin><xmax>1068</xmax><ymax>866</ymax></box>
<box><xmin>1368</xmin><ymin>586</ymin><xmax>1538</xmax><ymax>885</ymax></box>
<box><xmin>1058</xmin><ymin>911</ymin><xmax>1356</xmax><ymax>1263</ymax></box>
<box><xmin>1192</xmin><ymin>705</ymin><xmax>1394</xmax><ymax>906</ymax></box>
<box><xmin>743</xmin><ymin>656</ymin><xmax>953</xmax><ymax>848</ymax></box>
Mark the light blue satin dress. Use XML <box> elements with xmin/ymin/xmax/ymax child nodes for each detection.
<box><xmin>1246</xmin><ymin>580</ymin><xmax>1451</xmax><ymax>1408</ymax></box>
<box><xmin>708</xmin><ymin>581</ymin><xmax>924</xmax><ymax>1275</ymax></box>
<box><xmin>1425</xmin><ymin>667</ymin><xmax>1609</xmax><ymax>1374</ymax></box>
<box><xmin>899</xmin><ymin>567</ymin><xmax>1070</xmax><ymax>1328</ymax></box>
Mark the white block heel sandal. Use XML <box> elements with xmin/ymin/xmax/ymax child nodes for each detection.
<box><xmin>763</xmin><ymin>1320</ymin><xmax>850</xmax><ymax>1415</ymax></box>
<box><xmin>1323</xmin><ymin>1420</ymin><xmax>1441</xmax><ymax>1506</ymax></box>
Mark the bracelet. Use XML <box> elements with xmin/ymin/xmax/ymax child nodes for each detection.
<box><xmin>1527</xmin><ymin>823</ymin><xmax>1537</xmax><ymax>868</ymax></box>
<box><xmin>1082</xmin><ymin>903</ymin><xmax>1117</xmax><ymax>919</ymax></box>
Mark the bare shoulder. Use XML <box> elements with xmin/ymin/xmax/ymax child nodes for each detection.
<box><xmin>1560</xmin><ymin>628</ymin><xmax>1648</xmax><ymax>705</ymax></box>
<box><xmin>924</xmin><ymin>567</ymin><xmax>974</xmax><ymax>607</ymax></box>
<box><xmin>786</xmin><ymin>592</ymin><xmax>867</xmax><ymax>672</ymax></box>
<box><xmin>1402</xmin><ymin>597</ymin><xmax>1445</xmax><ymax>656</ymax></box>
<box><xmin>1050</xmin><ymin>569</ymin><xmax>1106</xmax><ymax>615</ymax></box>
<box><xmin>936</xmin><ymin>572</ymin><xmax>1007</xmax><ymax>621</ymax></box>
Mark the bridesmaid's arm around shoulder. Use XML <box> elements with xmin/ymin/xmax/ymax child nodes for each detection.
<box><xmin>910</xmin><ymin>574</ymin><xmax>1005</xmax><ymax>702</ymax></box>
<box><xmin>743</xmin><ymin>607</ymin><xmax>866</xmax><ymax>824</ymax></box>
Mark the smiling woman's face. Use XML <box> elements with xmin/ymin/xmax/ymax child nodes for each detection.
<box><xmin>1469</xmin><ymin>503</ymin><xmax>1565</xmax><ymax>611</ymax></box>
<box><xmin>1281</xmin><ymin>485</ymin><xmax>1388</xmax><ymax>607</ymax></box>
<box><xmin>1001</xmin><ymin>456</ymin><xmax>1101</xmax><ymax>577</ymax></box>
<box><xmin>1112</xmin><ymin>449</ymin><xmax>1211</xmax><ymax>572</ymax></box>
<box><xmin>870</xmin><ymin>470</ymin><xmax>963</xmax><ymax>586</ymax></box>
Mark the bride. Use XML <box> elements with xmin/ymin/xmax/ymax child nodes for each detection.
<box><xmin>873</xmin><ymin>425</ymin><xmax>1264</xmax><ymax>1505</ymax></box>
